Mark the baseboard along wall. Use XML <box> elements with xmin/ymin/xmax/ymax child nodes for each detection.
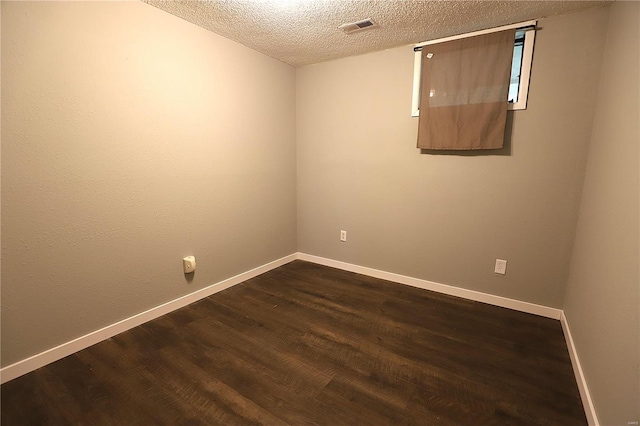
<box><xmin>0</xmin><ymin>253</ymin><xmax>297</xmax><ymax>384</ymax></box>
<box><xmin>297</xmin><ymin>253</ymin><xmax>562</xmax><ymax>319</ymax></box>
<box><xmin>0</xmin><ymin>252</ymin><xmax>597</xmax><ymax>425</ymax></box>
<box><xmin>560</xmin><ymin>312</ymin><xmax>600</xmax><ymax>426</ymax></box>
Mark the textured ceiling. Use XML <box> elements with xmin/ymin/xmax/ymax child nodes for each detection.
<box><xmin>142</xmin><ymin>0</ymin><xmax>610</xmax><ymax>67</ymax></box>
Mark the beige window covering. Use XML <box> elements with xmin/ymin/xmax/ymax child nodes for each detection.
<box><xmin>417</xmin><ymin>29</ymin><xmax>516</xmax><ymax>150</ymax></box>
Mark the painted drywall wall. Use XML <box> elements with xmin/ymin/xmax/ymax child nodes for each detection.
<box><xmin>563</xmin><ymin>3</ymin><xmax>640</xmax><ymax>425</ymax></box>
<box><xmin>296</xmin><ymin>7</ymin><xmax>609</xmax><ymax>308</ymax></box>
<box><xmin>1</xmin><ymin>1</ymin><xmax>297</xmax><ymax>367</ymax></box>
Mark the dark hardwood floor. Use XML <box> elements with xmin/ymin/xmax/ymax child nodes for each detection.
<box><xmin>1</xmin><ymin>260</ymin><xmax>586</xmax><ymax>425</ymax></box>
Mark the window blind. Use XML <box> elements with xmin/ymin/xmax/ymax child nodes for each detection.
<box><xmin>416</xmin><ymin>29</ymin><xmax>516</xmax><ymax>150</ymax></box>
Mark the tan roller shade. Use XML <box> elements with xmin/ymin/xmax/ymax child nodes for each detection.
<box><xmin>417</xmin><ymin>29</ymin><xmax>516</xmax><ymax>150</ymax></box>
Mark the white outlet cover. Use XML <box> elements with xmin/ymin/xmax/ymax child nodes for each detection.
<box><xmin>494</xmin><ymin>259</ymin><xmax>507</xmax><ymax>275</ymax></box>
<box><xmin>183</xmin><ymin>256</ymin><xmax>196</xmax><ymax>274</ymax></box>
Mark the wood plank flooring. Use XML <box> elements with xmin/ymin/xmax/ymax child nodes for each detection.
<box><xmin>1</xmin><ymin>260</ymin><xmax>587</xmax><ymax>425</ymax></box>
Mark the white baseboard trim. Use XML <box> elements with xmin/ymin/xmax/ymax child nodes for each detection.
<box><xmin>560</xmin><ymin>312</ymin><xmax>599</xmax><ymax>426</ymax></box>
<box><xmin>0</xmin><ymin>253</ymin><xmax>298</xmax><ymax>384</ymax></box>
<box><xmin>297</xmin><ymin>253</ymin><xmax>562</xmax><ymax>320</ymax></box>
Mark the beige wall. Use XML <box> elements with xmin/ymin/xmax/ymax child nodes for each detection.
<box><xmin>296</xmin><ymin>7</ymin><xmax>609</xmax><ymax>308</ymax></box>
<box><xmin>1</xmin><ymin>1</ymin><xmax>297</xmax><ymax>366</ymax></box>
<box><xmin>564</xmin><ymin>3</ymin><xmax>640</xmax><ymax>425</ymax></box>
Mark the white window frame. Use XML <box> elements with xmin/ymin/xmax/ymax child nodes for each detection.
<box><xmin>411</xmin><ymin>20</ymin><xmax>536</xmax><ymax>117</ymax></box>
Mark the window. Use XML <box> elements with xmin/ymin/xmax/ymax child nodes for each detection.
<box><xmin>411</xmin><ymin>21</ymin><xmax>536</xmax><ymax>117</ymax></box>
<box><xmin>507</xmin><ymin>28</ymin><xmax>535</xmax><ymax>108</ymax></box>
<box><xmin>416</xmin><ymin>29</ymin><xmax>516</xmax><ymax>150</ymax></box>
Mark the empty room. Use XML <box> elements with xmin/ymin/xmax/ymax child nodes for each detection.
<box><xmin>1</xmin><ymin>0</ymin><xmax>638</xmax><ymax>425</ymax></box>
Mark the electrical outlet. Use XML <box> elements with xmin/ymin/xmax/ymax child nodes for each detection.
<box><xmin>183</xmin><ymin>256</ymin><xmax>196</xmax><ymax>274</ymax></box>
<box><xmin>340</xmin><ymin>230</ymin><xmax>347</xmax><ymax>242</ymax></box>
<box><xmin>494</xmin><ymin>259</ymin><xmax>507</xmax><ymax>275</ymax></box>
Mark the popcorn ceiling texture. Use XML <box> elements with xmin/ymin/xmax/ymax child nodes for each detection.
<box><xmin>142</xmin><ymin>0</ymin><xmax>609</xmax><ymax>67</ymax></box>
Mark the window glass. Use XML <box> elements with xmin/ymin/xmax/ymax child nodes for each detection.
<box><xmin>508</xmin><ymin>34</ymin><xmax>525</xmax><ymax>103</ymax></box>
